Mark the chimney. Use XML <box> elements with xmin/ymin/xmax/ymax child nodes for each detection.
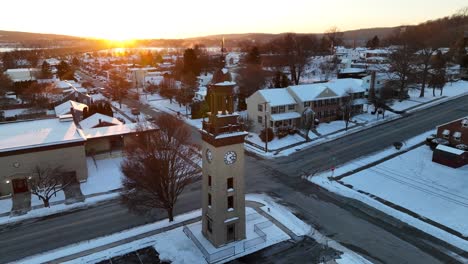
<box><xmin>98</xmin><ymin>119</ymin><xmax>102</xmax><ymax>125</ymax></box>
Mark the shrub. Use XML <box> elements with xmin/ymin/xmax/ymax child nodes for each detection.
<box><xmin>259</xmin><ymin>128</ymin><xmax>274</xmax><ymax>142</ymax></box>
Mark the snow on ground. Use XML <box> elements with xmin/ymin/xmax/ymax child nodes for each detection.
<box><xmin>110</xmin><ymin>101</ymin><xmax>138</xmax><ymax>123</ymax></box>
<box><xmin>308</xmin><ymin>130</ymin><xmax>468</xmax><ymax>252</ymax></box>
<box><xmin>14</xmin><ymin>194</ymin><xmax>372</xmax><ymax>264</ymax></box>
<box><xmin>310</xmin><ymin>130</ymin><xmax>435</xmax><ymax>179</ymax></box>
<box><xmin>82</xmin><ymin>156</ymin><xmax>124</xmax><ymax>195</ymax></box>
<box><xmin>247</xmin><ymin>194</ymin><xmax>311</xmax><ymax>236</ymax></box>
<box><xmin>391</xmin><ymin>80</ymin><xmax>468</xmax><ymax>112</ymax></box>
<box><xmin>185</xmin><ymin>207</ymin><xmax>290</xmax><ymax>263</ymax></box>
<box><xmin>141</xmin><ymin>94</ymin><xmax>189</xmax><ymax>116</ymax></box>
<box><xmin>343</xmin><ymin>146</ymin><xmax>468</xmax><ymax>236</ymax></box>
<box><xmin>336</xmin><ymin>252</ymin><xmax>373</xmax><ymax>264</ymax></box>
<box><xmin>246</xmin><ymin>132</ymin><xmax>305</xmax><ymax>151</ymax></box>
<box><xmin>316</xmin><ymin>120</ymin><xmax>355</xmax><ymax>135</ymax></box>
<box><xmin>16</xmin><ymin>210</ymin><xmax>202</xmax><ymax>264</ymax></box>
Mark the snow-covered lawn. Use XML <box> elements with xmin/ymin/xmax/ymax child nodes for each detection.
<box><xmin>141</xmin><ymin>95</ymin><xmax>190</xmax><ymax>116</ymax></box>
<box><xmin>391</xmin><ymin>80</ymin><xmax>468</xmax><ymax>112</ymax></box>
<box><xmin>343</xmin><ymin>146</ymin><xmax>468</xmax><ymax>236</ymax></box>
<box><xmin>82</xmin><ymin>156</ymin><xmax>124</xmax><ymax>195</ymax></box>
<box><xmin>246</xmin><ymin>132</ymin><xmax>305</xmax><ymax>151</ymax></box>
<box><xmin>308</xmin><ymin>130</ymin><xmax>468</xmax><ymax>252</ymax></box>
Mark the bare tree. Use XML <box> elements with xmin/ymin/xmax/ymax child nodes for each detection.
<box><xmin>429</xmin><ymin>51</ymin><xmax>447</xmax><ymax>96</ymax></box>
<box><xmin>387</xmin><ymin>44</ymin><xmax>416</xmax><ymax>100</ymax></box>
<box><xmin>324</xmin><ymin>26</ymin><xmax>344</xmax><ymax>49</ymax></box>
<box><xmin>339</xmin><ymin>89</ymin><xmax>354</xmax><ymax>131</ymax></box>
<box><xmin>301</xmin><ymin>107</ymin><xmax>315</xmax><ymax>141</ymax></box>
<box><xmin>108</xmin><ymin>70</ymin><xmax>130</xmax><ymax>108</ymax></box>
<box><xmin>29</xmin><ymin>166</ymin><xmax>74</xmax><ymax>207</ymax></box>
<box><xmin>120</xmin><ymin>115</ymin><xmax>201</xmax><ymax>221</ymax></box>
<box><xmin>368</xmin><ymin>83</ymin><xmax>394</xmax><ymax>119</ymax></box>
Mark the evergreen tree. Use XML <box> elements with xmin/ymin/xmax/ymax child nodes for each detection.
<box><xmin>41</xmin><ymin>61</ymin><xmax>52</xmax><ymax>79</ymax></box>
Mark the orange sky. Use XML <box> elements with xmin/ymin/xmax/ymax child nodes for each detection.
<box><xmin>0</xmin><ymin>0</ymin><xmax>466</xmax><ymax>40</ymax></box>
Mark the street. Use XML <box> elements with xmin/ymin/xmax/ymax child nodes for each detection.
<box><xmin>1</xmin><ymin>75</ymin><xmax>467</xmax><ymax>263</ymax></box>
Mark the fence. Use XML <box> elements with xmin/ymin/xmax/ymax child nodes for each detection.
<box><xmin>183</xmin><ymin>226</ymin><xmax>235</xmax><ymax>263</ymax></box>
<box><xmin>243</xmin><ymin>221</ymin><xmax>273</xmax><ymax>251</ymax></box>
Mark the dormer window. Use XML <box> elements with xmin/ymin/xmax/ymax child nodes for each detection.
<box><xmin>453</xmin><ymin>132</ymin><xmax>461</xmax><ymax>141</ymax></box>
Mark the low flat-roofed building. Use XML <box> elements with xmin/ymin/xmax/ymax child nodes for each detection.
<box><xmin>4</xmin><ymin>68</ymin><xmax>40</xmax><ymax>82</ymax></box>
<box><xmin>0</xmin><ymin>118</ymin><xmax>87</xmax><ymax>196</ymax></box>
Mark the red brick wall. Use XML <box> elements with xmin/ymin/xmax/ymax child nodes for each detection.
<box><xmin>436</xmin><ymin>120</ymin><xmax>468</xmax><ymax>146</ymax></box>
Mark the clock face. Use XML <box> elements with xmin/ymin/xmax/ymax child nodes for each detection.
<box><xmin>206</xmin><ymin>149</ymin><xmax>213</xmax><ymax>163</ymax></box>
<box><xmin>224</xmin><ymin>151</ymin><xmax>237</xmax><ymax>165</ymax></box>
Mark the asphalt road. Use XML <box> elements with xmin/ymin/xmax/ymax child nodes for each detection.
<box><xmin>1</xmin><ymin>73</ymin><xmax>466</xmax><ymax>263</ymax></box>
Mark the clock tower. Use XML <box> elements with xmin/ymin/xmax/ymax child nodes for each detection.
<box><xmin>200</xmin><ymin>77</ymin><xmax>247</xmax><ymax>247</ymax></box>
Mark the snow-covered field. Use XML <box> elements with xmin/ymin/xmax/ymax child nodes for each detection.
<box><xmin>309</xmin><ymin>131</ymin><xmax>468</xmax><ymax>252</ymax></box>
<box><xmin>343</xmin><ymin>146</ymin><xmax>468</xmax><ymax>236</ymax></box>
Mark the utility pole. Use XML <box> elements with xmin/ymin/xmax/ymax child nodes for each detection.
<box><xmin>263</xmin><ymin>101</ymin><xmax>269</xmax><ymax>153</ymax></box>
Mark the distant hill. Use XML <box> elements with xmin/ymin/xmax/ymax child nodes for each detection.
<box><xmin>185</xmin><ymin>27</ymin><xmax>402</xmax><ymax>47</ymax></box>
<box><xmin>0</xmin><ymin>30</ymin><xmax>80</xmax><ymax>42</ymax></box>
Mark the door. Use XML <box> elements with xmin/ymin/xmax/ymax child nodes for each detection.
<box><xmin>227</xmin><ymin>224</ymin><xmax>235</xmax><ymax>242</ymax></box>
<box><xmin>12</xmin><ymin>178</ymin><xmax>29</xmax><ymax>193</ymax></box>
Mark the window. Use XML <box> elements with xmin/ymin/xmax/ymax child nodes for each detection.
<box><xmin>207</xmin><ymin>217</ymin><xmax>212</xmax><ymax>233</ymax></box>
<box><xmin>288</xmin><ymin>104</ymin><xmax>295</xmax><ymax>110</ymax></box>
<box><xmin>324</xmin><ymin>110</ymin><xmax>329</xmax><ymax>117</ymax></box>
<box><xmin>453</xmin><ymin>132</ymin><xmax>461</xmax><ymax>141</ymax></box>
<box><xmin>304</xmin><ymin>102</ymin><xmax>309</xmax><ymax>107</ymax></box>
<box><xmin>208</xmin><ymin>194</ymin><xmax>212</xmax><ymax>206</ymax></box>
<box><xmin>313</xmin><ymin>101</ymin><xmax>317</xmax><ymax>108</ymax></box>
<box><xmin>316</xmin><ymin>112</ymin><xmax>322</xmax><ymax>118</ymax></box>
<box><xmin>318</xmin><ymin>100</ymin><xmax>323</xmax><ymax>107</ymax></box>
<box><xmin>257</xmin><ymin>116</ymin><xmax>262</xmax><ymax>124</ymax></box>
<box><xmin>270</xmin><ymin>121</ymin><xmax>273</xmax><ymax>127</ymax></box>
<box><xmin>258</xmin><ymin>104</ymin><xmax>263</xmax><ymax>112</ymax></box>
<box><xmin>227</xmin><ymin>178</ymin><xmax>234</xmax><ymax>189</ymax></box>
<box><xmin>279</xmin><ymin>105</ymin><xmax>285</xmax><ymax>113</ymax></box>
<box><xmin>208</xmin><ymin>175</ymin><xmax>212</xmax><ymax>187</ymax></box>
<box><xmin>271</xmin><ymin>107</ymin><xmax>278</xmax><ymax>114</ymax></box>
<box><xmin>227</xmin><ymin>196</ymin><xmax>234</xmax><ymax>210</ymax></box>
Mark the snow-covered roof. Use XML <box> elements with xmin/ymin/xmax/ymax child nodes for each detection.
<box><xmin>56</xmin><ymin>81</ymin><xmax>74</xmax><ymax>90</ymax></box>
<box><xmin>0</xmin><ymin>118</ymin><xmax>85</xmax><ymax>153</ymax></box>
<box><xmin>214</xmin><ymin>81</ymin><xmax>236</xmax><ymax>86</ymax></box>
<box><xmin>270</xmin><ymin>112</ymin><xmax>301</xmax><ymax>121</ymax></box>
<box><xmin>340</xmin><ymin>68</ymin><xmax>366</xmax><ymax>74</ymax></box>
<box><xmin>258</xmin><ymin>88</ymin><xmax>296</xmax><ymax>107</ymax></box>
<box><xmin>79</xmin><ymin>113</ymin><xmax>122</xmax><ymax>129</ymax></box>
<box><xmin>54</xmin><ymin>100</ymin><xmax>88</xmax><ymax>117</ymax></box>
<box><xmin>81</xmin><ymin>122</ymin><xmax>155</xmax><ymax>139</ymax></box>
<box><xmin>436</xmin><ymin>144</ymin><xmax>465</xmax><ymax>155</ymax></box>
<box><xmin>288</xmin><ymin>79</ymin><xmax>364</xmax><ymax>102</ymax></box>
